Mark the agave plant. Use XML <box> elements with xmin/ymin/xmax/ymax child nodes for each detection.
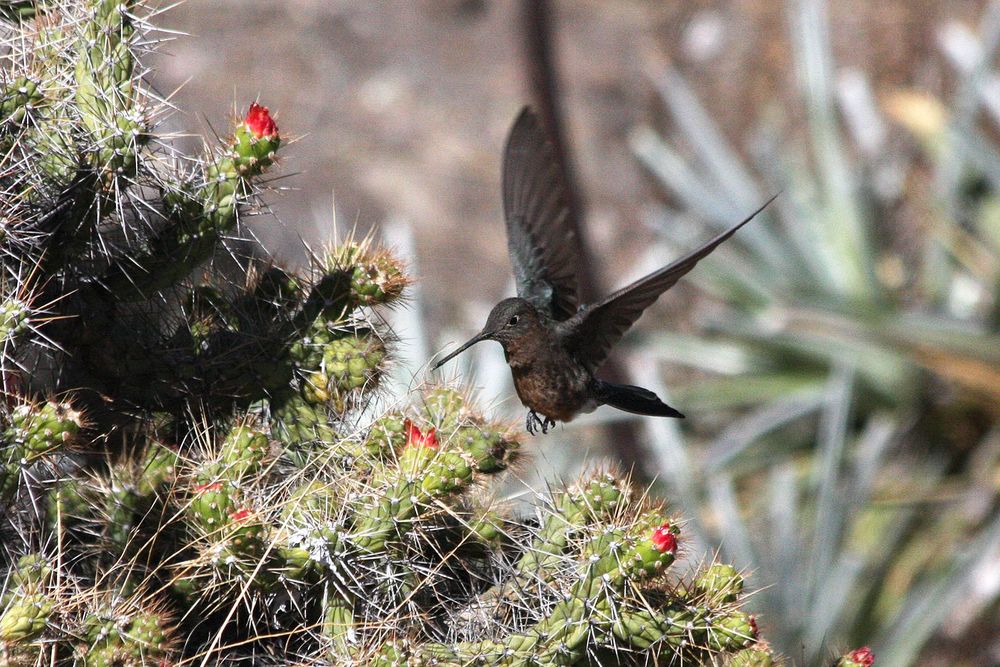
<box><xmin>629</xmin><ymin>0</ymin><xmax>998</xmax><ymax>426</ymax></box>
<box><xmin>618</xmin><ymin>0</ymin><xmax>1000</xmax><ymax>665</ymax></box>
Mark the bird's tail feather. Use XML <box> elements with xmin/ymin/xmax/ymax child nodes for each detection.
<box><xmin>595</xmin><ymin>381</ymin><xmax>685</xmax><ymax>418</ymax></box>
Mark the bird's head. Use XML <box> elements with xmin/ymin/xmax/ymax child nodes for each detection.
<box><xmin>433</xmin><ymin>297</ymin><xmax>539</xmax><ymax>369</ymax></box>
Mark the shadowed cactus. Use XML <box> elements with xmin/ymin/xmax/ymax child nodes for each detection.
<box><xmin>0</xmin><ymin>1</ymin><xmax>789</xmax><ymax>665</ymax></box>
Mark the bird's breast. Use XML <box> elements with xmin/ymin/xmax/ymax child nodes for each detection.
<box><xmin>508</xmin><ymin>344</ymin><xmax>594</xmax><ymax>423</ymax></box>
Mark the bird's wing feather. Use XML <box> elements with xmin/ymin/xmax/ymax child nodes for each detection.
<box><xmin>503</xmin><ymin>107</ymin><xmax>579</xmax><ymax>321</ymax></box>
<box><xmin>563</xmin><ymin>194</ymin><xmax>778</xmax><ymax>372</ymax></box>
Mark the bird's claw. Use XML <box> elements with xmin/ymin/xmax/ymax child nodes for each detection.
<box><xmin>525</xmin><ymin>410</ymin><xmax>555</xmax><ymax>435</ymax></box>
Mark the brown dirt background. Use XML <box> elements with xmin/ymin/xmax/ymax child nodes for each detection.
<box><xmin>151</xmin><ymin>0</ymin><xmax>986</xmax><ymax>337</ymax></box>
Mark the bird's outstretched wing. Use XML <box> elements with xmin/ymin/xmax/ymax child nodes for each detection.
<box><xmin>562</xmin><ymin>194</ymin><xmax>778</xmax><ymax>372</ymax></box>
<box><xmin>502</xmin><ymin>107</ymin><xmax>579</xmax><ymax>321</ymax></box>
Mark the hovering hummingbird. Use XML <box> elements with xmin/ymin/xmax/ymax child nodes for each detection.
<box><xmin>433</xmin><ymin>107</ymin><xmax>776</xmax><ymax>434</ymax></box>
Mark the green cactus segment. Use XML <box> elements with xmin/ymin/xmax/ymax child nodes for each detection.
<box><xmin>8</xmin><ymin>555</ymin><xmax>52</xmax><ymax>594</ymax></box>
<box><xmin>74</xmin><ymin>0</ymin><xmax>145</xmax><ymax>183</ymax></box>
<box><xmin>416</xmin><ymin>388</ymin><xmax>517</xmax><ymax>472</ymax></box>
<box><xmin>185</xmin><ymin>426</ymin><xmax>270</xmax><ymax>536</ymax></box>
<box><xmin>351</xmin><ymin>445</ymin><xmax>472</xmax><ymax>553</ymax></box>
<box><xmin>289</xmin><ymin>318</ymin><xmax>336</xmax><ymax>369</ymax></box>
<box><xmin>377</xmin><ymin>523</ymin><xmax>682</xmax><ymax>665</ymax></box>
<box><xmin>731</xmin><ymin>647</ymin><xmax>776</xmax><ymax>667</ymax></box>
<box><xmin>364</xmin><ymin>412</ymin><xmax>407</xmax><ymax>457</ymax></box>
<box><xmin>81</xmin><ymin>609</ymin><xmax>171</xmax><ymax>665</ymax></box>
<box><xmin>321</xmin><ymin>591</ymin><xmax>356</xmax><ymax>656</ymax></box>
<box><xmin>105</xmin><ymin>102</ymin><xmax>281</xmax><ymax>299</ymax></box>
<box><xmin>420</xmin><ymin>386</ymin><xmax>469</xmax><ymax>431</ymax></box>
<box><xmin>223</xmin><ymin>510</ymin><xmax>268</xmax><ymax>558</ymax></box>
<box><xmin>451</xmin><ymin>424</ymin><xmax>516</xmax><ymax>473</ymax></box>
<box><xmin>218</xmin><ymin>423</ymin><xmax>270</xmax><ymax>477</ymax></box>
<box><xmin>1</xmin><ymin>297</ymin><xmax>32</xmax><ymax>349</ymax></box>
<box><xmin>0</xmin><ymin>2</ymin><xmax>41</xmax><ymax>23</ymax></box>
<box><xmin>707</xmin><ymin>611</ymin><xmax>757</xmax><ymax>652</ymax></box>
<box><xmin>137</xmin><ymin>442</ymin><xmax>178</xmax><ymax>495</ymax></box>
<box><xmin>296</xmin><ymin>330</ymin><xmax>387</xmax><ymax>411</ymax></box>
<box><xmin>518</xmin><ymin>474</ymin><xmax>628</xmax><ymax>575</ymax></box>
<box><xmin>0</xmin><ymin>76</ymin><xmax>42</xmax><ymax>129</ymax></box>
<box><xmin>233</xmin><ymin>121</ymin><xmax>279</xmax><ymax>171</ymax></box>
<box><xmin>324</xmin><ymin>332</ymin><xmax>386</xmax><ymax>392</ymax></box>
<box><xmin>2</xmin><ymin>400</ymin><xmax>82</xmax><ymax>498</ymax></box>
<box><xmin>42</xmin><ymin>445</ymin><xmax>176</xmax><ymax>557</ymax></box>
<box><xmin>46</xmin><ymin>477</ymin><xmax>89</xmax><ymax>531</ymax></box>
<box><xmin>4</xmin><ymin>399</ymin><xmax>82</xmax><ymax>460</ymax></box>
<box><xmin>187</xmin><ymin>477</ymin><xmax>235</xmax><ymax>533</ymax></box>
<box><xmin>0</xmin><ymin>592</ymin><xmax>53</xmax><ymax>642</ymax></box>
<box><xmin>610</xmin><ymin>605</ymin><xmax>756</xmax><ymax>656</ymax></box>
<box><xmin>123</xmin><ymin>613</ymin><xmax>170</xmax><ymax>662</ymax></box>
<box><xmin>695</xmin><ymin>563</ymin><xmax>744</xmax><ymax>604</ymax></box>
<box><xmin>277</xmin><ymin>481</ymin><xmax>348</xmax><ymax>579</ymax></box>
<box><xmin>611</xmin><ymin>605</ymin><xmax>704</xmax><ymax>651</ymax></box>
<box><xmin>465</xmin><ymin>508</ymin><xmax>507</xmax><ymax>545</ymax></box>
<box><xmin>327</xmin><ymin>242</ymin><xmax>408</xmax><ymax>307</ymax></box>
<box><xmin>270</xmin><ymin>393</ymin><xmax>338</xmax><ymax>458</ymax></box>
<box><xmin>100</xmin><ymin>477</ymin><xmax>145</xmax><ymax>552</ymax></box>
<box><xmin>252</xmin><ymin>266</ymin><xmax>302</xmax><ymax>310</ymax></box>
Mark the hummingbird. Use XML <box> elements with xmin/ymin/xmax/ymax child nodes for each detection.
<box><xmin>433</xmin><ymin>107</ymin><xmax>776</xmax><ymax>434</ymax></box>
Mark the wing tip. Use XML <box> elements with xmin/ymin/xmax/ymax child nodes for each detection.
<box><xmin>506</xmin><ymin>106</ymin><xmax>543</xmax><ymax>152</ymax></box>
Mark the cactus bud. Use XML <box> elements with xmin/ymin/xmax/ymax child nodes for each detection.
<box><xmin>244</xmin><ymin>102</ymin><xmax>278</xmax><ymax>139</ymax></box>
<box><xmin>838</xmin><ymin>647</ymin><xmax>875</xmax><ymax>667</ymax></box>
<box><xmin>651</xmin><ymin>522</ymin><xmax>678</xmax><ymax>554</ymax></box>
<box><xmin>405</xmin><ymin>419</ymin><xmax>438</xmax><ymax>449</ymax></box>
<box><xmin>326</xmin><ymin>242</ymin><xmax>408</xmax><ymax>307</ymax></box>
<box><xmin>234</xmin><ymin>102</ymin><xmax>280</xmax><ymax>170</ymax></box>
<box><xmin>452</xmin><ymin>424</ymin><xmax>516</xmax><ymax>473</ymax></box>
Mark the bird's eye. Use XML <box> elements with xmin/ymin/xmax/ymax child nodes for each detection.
<box><xmin>507</xmin><ymin>315</ymin><xmax>519</xmax><ymax>326</ymax></box>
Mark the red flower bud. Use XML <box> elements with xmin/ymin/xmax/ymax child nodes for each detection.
<box><xmin>194</xmin><ymin>481</ymin><xmax>222</xmax><ymax>494</ymax></box>
<box><xmin>848</xmin><ymin>647</ymin><xmax>874</xmax><ymax>666</ymax></box>
<box><xmin>749</xmin><ymin>615</ymin><xmax>759</xmax><ymax>639</ymax></box>
<box><xmin>228</xmin><ymin>508</ymin><xmax>252</xmax><ymax>523</ymax></box>
<box><xmin>404</xmin><ymin>418</ymin><xmax>438</xmax><ymax>449</ymax></box>
<box><xmin>651</xmin><ymin>522</ymin><xmax>677</xmax><ymax>553</ymax></box>
<box><xmin>245</xmin><ymin>102</ymin><xmax>278</xmax><ymax>139</ymax></box>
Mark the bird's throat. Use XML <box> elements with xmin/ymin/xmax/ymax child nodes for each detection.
<box><xmin>501</xmin><ymin>337</ymin><xmax>540</xmax><ymax>369</ymax></box>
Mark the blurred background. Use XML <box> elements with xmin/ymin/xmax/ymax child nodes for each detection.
<box><xmin>151</xmin><ymin>1</ymin><xmax>999</xmax><ymax>665</ymax></box>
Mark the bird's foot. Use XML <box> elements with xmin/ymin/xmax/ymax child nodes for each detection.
<box><xmin>525</xmin><ymin>410</ymin><xmax>539</xmax><ymax>435</ymax></box>
<box><xmin>525</xmin><ymin>410</ymin><xmax>556</xmax><ymax>435</ymax></box>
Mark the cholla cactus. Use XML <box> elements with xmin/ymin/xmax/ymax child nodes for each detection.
<box><xmin>0</xmin><ymin>2</ymin><xmax>788</xmax><ymax>665</ymax></box>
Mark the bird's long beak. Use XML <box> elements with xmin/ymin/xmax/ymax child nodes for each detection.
<box><xmin>432</xmin><ymin>330</ymin><xmax>491</xmax><ymax>370</ymax></box>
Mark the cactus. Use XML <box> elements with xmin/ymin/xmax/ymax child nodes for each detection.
<box><xmin>0</xmin><ymin>2</ymin><xmax>791</xmax><ymax>665</ymax></box>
